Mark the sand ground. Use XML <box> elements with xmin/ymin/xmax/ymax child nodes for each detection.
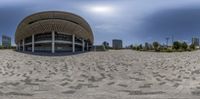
<box><xmin>0</xmin><ymin>50</ymin><xmax>200</xmax><ymax>99</ymax></box>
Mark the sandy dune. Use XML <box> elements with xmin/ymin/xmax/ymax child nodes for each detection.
<box><xmin>0</xmin><ymin>50</ymin><xmax>200</xmax><ymax>99</ymax></box>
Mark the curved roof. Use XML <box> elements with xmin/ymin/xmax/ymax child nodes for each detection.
<box><xmin>15</xmin><ymin>11</ymin><xmax>94</xmax><ymax>44</ymax></box>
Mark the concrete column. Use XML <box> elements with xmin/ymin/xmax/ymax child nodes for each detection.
<box><xmin>87</xmin><ymin>42</ymin><xmax>89</xmax><ymax>51</ymax></box>
<box><xmin>19</xmin><ymin>43</ymin><xmax>21</xmax><ymax>51</ymax></box>
<box><xmin>32</xmin><ymin>34</ymin><xmax>34</xmax><ymax>52</ymax></box>
<box><xmin>82</xmin><ymin>39</ymin><xmax>85</xmax><ymax>52</ymax></box>
<box><xmin>72</xmin><ymin>34</ymin><xmax>75</xmax><ymax>53</ymax></box>
<box><xmin>52</xmin><ymin>31</ymin><xmax>55</xmax><ymax>53</ymax></box>
<box><xmin>23</xmin><ymin>39</ymin><xmax>25</xmax><ymax>51</ymax></box>
<box><xmin>16</xmin><ymin>45</ymin><xmax>18</xmax><ymax>50</ymax></box>
<box><xmin>16</xmin><ymin>44</ymin><xmax>18</xmax><ymax>50</ymax></box>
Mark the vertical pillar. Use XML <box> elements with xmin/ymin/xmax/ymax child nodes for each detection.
<box><xmin>52</xmin><ymin>31</ymin><xmax>55</xmax><ymax>53</ymax></box>
<box><xmin>19</xmin><ymin>43</ymin><xmax>21</xmax><ymax>51</ymax></box>
<box><xmin>17</xmin><ymin>43</ymin><xmax>19</xmax><ymax>51</ymax></box>
<box><xmin>72</xmin><ymin>34</ymin><xmax>75</xmax><ymax>53</ymax></box>
<box><xmin>16</xmin><ymin>45</ymin><xmax>18</xmax><ymax>50</ymax></box>
<box><xmin>87</xmin><ymin>42</ymin><xmax>89</xmax><ymax>51</ymax></box>
<box><xmin>82</xmin><ymin>39</ymin><xmax>85</xmax><ymax>52</ymax></box>
<box><xmin>32</xmin><ymin>34</ymin><xmax>34</xmax><ymax>52</ymax></box>
<box><xmin>23</xmin><ymin>39</ymin><xmax>25</xmax><ymax>51</ymax></box>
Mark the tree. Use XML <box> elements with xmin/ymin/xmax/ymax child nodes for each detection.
<box><xmin>136</xmin><ymin>46</ymin><xmax>139</xmax><ymax>50</ymax></box>
<box><xmin>182</xmin><ymin>42</ymin><xmax>188</xmax><ymax>50</ymax></box>
<box><xmin>173</xmin><ymin>41</ymin><xmax>181</xmax><ymax>50</ymax></box>
<box><xmin>130</xmin><ymin>45</ymin><xmax>137</xmax><ymax>50</ymax></box>
<box><xmin>132</xmin><ymin>46</ymin><xmax>137</xmax><ymax>50</ymax></box>
<box><xmin>129</xmin><ymin>45</ymin><xmax>133</xmax><ymax>49</ymax></box>
<box><xmin>190</xmin><ymin>43</ymin><xmax>196</xmax><ymax>50</ymax></box>
<box><xmin>139</xmin><ymin>44</ymin><xmax>143</xmax><ymax>50</ymax></box>
<box><xmin>136</xmin><ymin>44</ymin><xmax>142</xmax><ymax>51</ymax></box>
<box><xmin>153</xmin><ymin>42</ymin><xmax>159</xmax><ymax>51</ymax></box>
<box><xmin>102</xmin><ymin>41</ymin><xmax>109</xmax><ymax>49</ymax></box>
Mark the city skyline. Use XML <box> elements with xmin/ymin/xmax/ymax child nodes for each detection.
<box><xmin>1</xmin><ymin>0</ymin><xmax>200</xmax><ymax>46</ymax></box>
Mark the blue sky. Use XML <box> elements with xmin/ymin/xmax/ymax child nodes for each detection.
<box><xmin>1</xmin><ymin>0</ymin><xmax>200</xmax><ymax>46</ymax></box>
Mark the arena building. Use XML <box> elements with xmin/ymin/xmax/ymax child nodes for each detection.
<box><xmin>15</xmin><ymin>11</ymin><xmax>94</xmax><ymax>53</ymax></box>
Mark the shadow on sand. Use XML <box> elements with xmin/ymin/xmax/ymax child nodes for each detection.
<box><xmin>15</xmin><ymin>50</ymin><xmax>88</xmax><ymax>57</ymax></box>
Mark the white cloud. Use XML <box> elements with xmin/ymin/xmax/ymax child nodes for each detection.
<box><xmin>82</xmin><ymin>3</ymin><xmax>118</xmax><ymax>17</ymax></box>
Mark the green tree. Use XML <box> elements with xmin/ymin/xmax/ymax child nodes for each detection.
<box><xmin>153</xmin><ymin>42</ymin><xmax>159</xmax><ymax>51</ymax></box>
<box><xmin>128</xmin><ymin>45</ymin><xmax>133</xmax><ymax>49</ymax></box>
<box><xmin>132</xmin><ymin>46</ymin><xmax>137</xmax><ymax>50</ymax></box>
<box><xmin>182</xmin><ymin>42</ymin><xmax>188</xmax><ymax>51</ymax></box>
<box><xmin>102</xmin><ymin>41</ymin><xmax>109</xmax><ymax>49</ymax></box>
<box><xmin>136</xmin><ymin>44</ymin><xmax>143</xmax><ymax>51</ymax></box>
<box><xmin>190</xmin><ymin>43</ymin><xmax>196</xmax><ymax>50</ymax></box>
<box><xmin>139</xmin><ymin>44</ymin><xmax>143</xmax><ymax>50</ymax></box>
<box><xmin>173</xmin><ymin>41</ymin><xmax>182</xmax><ymax>50</ymax></box>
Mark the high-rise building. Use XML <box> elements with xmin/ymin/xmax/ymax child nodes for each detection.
<box><xmin>112</xmin><ymin>39</ymin><xmax>123</xmax><ymax>49</ymax></box>
<box><xmin>192</xmin><ymin>37</ymin><xmax>199</xmax><ymax>47</ymax></box>
<box><xmin>2</xmin><ymin>34</ymin><xmax>11</xmax><ymax>48</ymax></box>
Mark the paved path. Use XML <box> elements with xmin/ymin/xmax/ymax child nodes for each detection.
<box><xmin>0</xmin><ymin>50</ymin><xmax>200</xmax><ymax>99</ymax></box>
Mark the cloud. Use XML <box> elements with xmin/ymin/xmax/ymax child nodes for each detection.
<box><xmin>1</xmin><ymin>0</ymin><xmax>200</xmax><ymax>46</ymax></box>
<box><xmin>132</xmin><ymin>6</ymin><xmax>200</xmax><ymax>43</ymax></box>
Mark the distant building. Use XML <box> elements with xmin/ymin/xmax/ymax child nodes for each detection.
<box><xmin>112</xmin><ymin>39</ymin><xmax>123</xmax><ymax>49</ymax></box>
<box><xmin>192</xmin><ymin>37</ymin><xmax>199</xmax><ymax>47</ymax></box>
<box><xmin>2</xmin><ymin>34</ymin><xmax>11</xmax><ymax>48</ymax></box>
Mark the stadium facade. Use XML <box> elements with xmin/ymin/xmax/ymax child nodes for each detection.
<box><xmin>15</xmin><ymin>11</ymin><xmax>93</xmax><ymax>53</ymax></box>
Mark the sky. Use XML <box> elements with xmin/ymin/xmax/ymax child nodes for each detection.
<box><xmin>1</xmin><ymin>0</ymin><xmax>200</xmax><ymax>46</ymax></box>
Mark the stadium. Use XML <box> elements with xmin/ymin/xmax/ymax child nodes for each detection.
<box><xmin>15</xmin><ymin>11</ymin><xmax>93</xmax><ymax>53</ymax></box>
